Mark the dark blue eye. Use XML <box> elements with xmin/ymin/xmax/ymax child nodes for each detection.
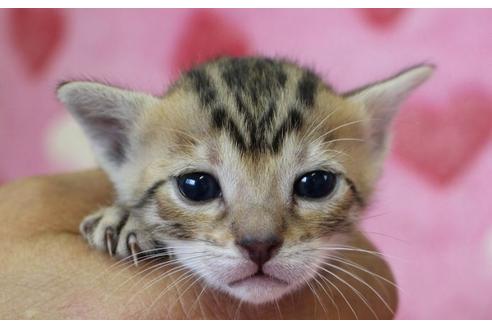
<box><xmin>294</xmin><ymin>170</ymin><xmax>337</xmax><ymax>199</ymax></box>
<box><xmin>177</xmin><ymin>172</ymin><xmax>221</xmax><ymax>202</ymax></box>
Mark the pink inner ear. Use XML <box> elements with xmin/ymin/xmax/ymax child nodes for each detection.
<box><xmin>392</xmin><ymin>89</ymin><xmax>492</xmax><ymax>186</ymax></box>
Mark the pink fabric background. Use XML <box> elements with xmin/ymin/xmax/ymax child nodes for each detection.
<box><xmin>1</xmin><ymin>9</ymin><xmax>491</xmax><ymax>319</ymax></box>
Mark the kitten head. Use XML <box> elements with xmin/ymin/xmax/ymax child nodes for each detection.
<box><xmin>58</xmin><ymin>57</ymin><xmax>432</xmax><ymax>304</ymax></box>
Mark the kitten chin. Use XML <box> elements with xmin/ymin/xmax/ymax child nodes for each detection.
<box><xmin>168</xmin><ymin>233</ymin><xmax>352</xmax><ymax>304</ymax></box>
<box><xmin>197</xmin><ymin>258</ymin><xmax>305</xmax><ymax>304</ymax></box>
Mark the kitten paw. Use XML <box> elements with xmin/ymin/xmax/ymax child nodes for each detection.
<box><xmin>80</xmin><ymin>206</ymin><xmax>153</xmax><ymax>265</ymax></box>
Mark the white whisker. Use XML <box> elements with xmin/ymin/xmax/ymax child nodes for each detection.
<box><xmin>303</xmin><ymin>263</ymin><xmax>358</xmax><ymax>319</ymax></box>
<box><xmin>312</xmin><ymin>262</ymin><xmax>378</xmax><ymax>319</ymax></box>
<box><xmin>320</xmin><ymin>260</ymin><xmax>394</xmax><ymax>315</ymax></box>
<box><xmin>323</xmin><ymin>254</ymin><xmax>404</xmax><ymax>294</ymax></box>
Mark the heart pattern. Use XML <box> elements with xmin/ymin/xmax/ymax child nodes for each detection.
<box><xmin>359</xmin><ymin>8</ymin><xmax>407</xmax><ymax>29</ymax></box>
<box><xmin>2</xmin><ymin>9</ymin><xmax>492</xmax><ymax>319</ymax></box>
<box><xmin>392</xmin><ymin>89</ymin><xmax>492</xmax><ymax>186</ymax></box>
<box><xmin>9</xmin><ymin>9</ymin><xmax>65</xmax><ymax>76</ymax></box>
<box><xmin>171</xmin><ymin>10</ymin><xmax>251</xmax><ymax>73</ymax></box>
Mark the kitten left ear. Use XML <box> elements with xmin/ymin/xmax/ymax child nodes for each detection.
<box><xmin>57</xmin><ymin>81</ymin><xmax>157</xmax><ymax>171</ymax></box>
<box><xmin>344</xmin><ymin>64</ymin><xmax>434</xmax><ymax>149</ymax></box>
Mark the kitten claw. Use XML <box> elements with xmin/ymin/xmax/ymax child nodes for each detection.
<box><xmin>128</xmin><ymin>233</ymin><xmax>139</xmax><ymax>267</ymax></box>
<box><xmin>81</xmin><ymin>206</ymin><xmax>149</xmax><ymax>260</ymax></box>
<box><xmin>105</xmin><ymin>228</ymin><xmax>114</xmax><ymax>257</ymax></box>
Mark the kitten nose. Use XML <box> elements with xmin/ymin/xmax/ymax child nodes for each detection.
<box><xmin>236</xmin><ymin>236</ymin><xmax>283</xmax><ymax>267</ymax></box>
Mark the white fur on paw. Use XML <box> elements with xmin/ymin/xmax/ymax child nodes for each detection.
<box><xmin>80</xmin><ymin>206</ymin><xmax>153</xmax><ymax>260</ymax></box>
<box><xmin>80</xmin><ymin>206</ymin><xmax>128</xmax><ymax>256</ymax></box>
<box><xmin>114</xmin><ymin>217</ymin><xmax>153</xmax><ymax>258</ymax></box>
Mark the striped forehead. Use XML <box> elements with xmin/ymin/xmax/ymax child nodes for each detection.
<box><xmin>181</xmin><ymin>57</ymin><xmax>329</xmax><ymax>154</ymax></box>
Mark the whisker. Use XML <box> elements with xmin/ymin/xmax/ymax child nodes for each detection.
<box><xmin>311</xmin><ymin>119</ymin><xmax>373</xmax><ymax>147</ymax></box>
<box><xmin>303</xmin><ymin>263</ymin><xmax>358</xmax><ymax>319</ymax></box>
<box><xmin>311</xmin><ymin>262</ymin><xmax>378</xmax><ymax>319</ymax></box>
<box><xmin>105</xmin><ymin>248</ymin><xmax>209</xmax><ymax>286</ymax></box>
<box><xmin>147</xmin><ymin>270</ymin><xmax>198</xmax><ymax>316</ymax></box>
<box><xmin>315</xmin><ymin>245</ymin><xmax>406</xmax><ymax>262</ymax></box>
<box><xmin>307</xmin><ymin>268</ymin><xmax>341</xmax><ymax>319</ymax></box>
<box><xmin>320</xmin><ymin>138</ymin><xmax>365</xmax><ymax>146</ymax></box>
<box><xmin>112</xmin><ymin>253</ymin><xmax>209</xmax><ymax>294</ymax></box>
<box><xmin>320</xmin><ymin>260</ymin><xmax>395</xmax><ymax>315</ymax></box>
<box><xmin>233</xmin><ymin>299</ymin><xmax>244</xmax><ymax>320</ymax></box>
<box><xmin>172</xmin><ymin>270</ymin><xmax>216</xmax><ymax>319</ymax></box>
<box><xmin>136</xmin><ymin>256</ymin><xmax>211</xmax><ymax>296</ymax></box>
<box><xmin>303</xmin><ymin>275</ymin><xmax>328</xmax><ymax>315</ymax></box>
<box><xmin>324</xmin><ymin>119</ymin><xmax>376</xmax><ymax>136</ymax></box>
<box><xmin>315</xmin><ymin>148</ymin><xmax>352</xmax><ymax>159</ymax></box>
<box><xmin>360</xmin><ymin>211</ymin><xmax>391</xmax><ymax>222</ymax></box>
<box><xmin>118</xmin><ymin>263</ymin><xmax>190</xmax><ymax>306</ymax></box>
<box><xmin>169</xmin><ymin>274</ymin><xmax>204</xmax><ymax>319</ymax></box>
<box><xmin>323</xmin><ymin>254</ymin><xmax>403</xmax><ymax>294</ymax></box>
<box><xmin>93</xmin><ymin>244</ymin><xmax>208</xmax><ymax>278</ymax></box>
<box><xmin>110</xmin><ymin>256</ymin><xmax>169</xmax><ymax>290</ymax></box>
<box><xmin>171</xmin><ymin>269</ymin><xmax>212</xmax><ymax>314</ymax></box>
<box><xmin>299</xmin><ymin>105</ymin><xmax>345</xmax><ymax>144</ymax></box>
<box><xmin>187</xmin><ymin>280</ymin><xmax>209</xmax><ymax>318</ymax></box>
<box><xmin>274</xmin><ymin>298</ymin><xmax>283</xmax><ymax>319</ymax></box>
<box><xmin>357</xmin><ymin>229</ymin><xmax>409</xmax><ymax>244</ymax></box>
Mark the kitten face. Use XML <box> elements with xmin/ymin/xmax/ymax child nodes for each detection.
<box><xmin>58</xmin><ymin>57</ymin><xmax>433</xmax><ymax>303</ymax></box>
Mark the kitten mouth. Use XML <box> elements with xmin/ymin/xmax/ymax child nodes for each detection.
<box><xmin>229</xmin><ymin>271</ymin><xmax>289</xmax><ymax>287</ymax></box>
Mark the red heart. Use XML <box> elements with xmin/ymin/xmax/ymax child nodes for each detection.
<box><xmin>359</xmin><ymin>9</ymin><xmax>407</xmax><ymax>29</ymax></box>
<box><xmin>172</xmin><ymin>10</ymin><xmax>251</xmax><ymax>73</ymax></box>
<box><xmin>9</xmin><ymin>9</ymin><xmax>65</xmax><ymax>76</ymax></box>
<box><xmin>392</xmin><ymin>90</ymin><xmax>492</xmax><ymax>186</ymax></box>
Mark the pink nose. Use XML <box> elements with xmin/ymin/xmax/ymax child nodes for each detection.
<box><xmin>236</xmin><ymin>236</ymin><xmax>283</xmax><ymax>267</ymax></box>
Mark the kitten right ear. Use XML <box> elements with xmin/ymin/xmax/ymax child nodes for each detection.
<box><xmin>344</xmin><ymin>64</ymin><xmax>434</xmax><ymax>151</ymax></box>
<box><xmin>57</xmin><ymin>81</ymin><xmax>157</xmax><ymax>169</ymax></box>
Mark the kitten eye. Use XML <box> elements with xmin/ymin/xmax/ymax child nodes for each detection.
<box><xmin>177</xmin><ymin>172</ymin><xmax>221</xmax><ymax>202</ymax></box>
<box><xmin>294</xmin><ymin>170</ymin><xmax>337</xmax><ymax>199</ymax></box>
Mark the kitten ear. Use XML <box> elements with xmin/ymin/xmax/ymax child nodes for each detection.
<box><xmin>57</xmin><ymin>81</ymin><xmax>157</xmax><ymax>169</ymax></box>
<box><xmin>344</xmin><ymin>64</ymin><xmax>434</xmax><ymax>149</ymax></box>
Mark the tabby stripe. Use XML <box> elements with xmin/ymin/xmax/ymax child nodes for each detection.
<box><xmin>133</xmin><ymin>179</ymin><xmax>167</xmax><ymax>209</ymax></box>
<box><xmin>211</xmin><ymin>106</ymin><xmax>247</xmax><ymax>151</ymax></box>
<box><xmin>167</xmin><ymin>222</ymin><xmax>192</xmax><ymax>239</ymax></box>
<box><xmin>297</xmin><ymin>70</ymin><xmax>318</xmax><ymax>108</ymax></box>
<box><xmin>234</xmin><ymin>94</ymin><xmax>256</xmax><ymax>134</ymax></box>
<box><xmin>271</xmin><ymin>108</ymin><xmax>303</xmax><ymax>153</ymax></box>
<box><xmin>84</xmin><ymin>216</ymin><xmax>102</xmax><ymax>236</ymax></box>
<box><xmin>149</xmin><ymin>239</ymin><xmax>171</xmax><ymax>258</ymax></box>
<box><xmin>258</xmin><ymin>100</ymin><xmax>277</xmax><ymax>134</ymax></box>
<box><xmin>188</xmin><ymin>69</ymin><xmax>217</xmax><ymax>107</ymax></box>
<box><xmin>344</xmin><ymin>177</ymin><xmax>365</xmax><ymax>207</ymax></box>
<box><xmin>114</xmin><ymin>211</ymin><xmax>130</xmax><ymax>236</ymax></box>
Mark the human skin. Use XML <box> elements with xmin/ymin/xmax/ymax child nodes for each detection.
<box><xmin>0</xmin><ymin>170</ymin><xmax>397</xmax><ymax>319</ymax></box>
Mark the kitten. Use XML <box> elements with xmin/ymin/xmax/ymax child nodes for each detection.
<box><xmin>57</xmin><ymin>57</ymin><xmax>432</xmax><ymax>304</ymax></box>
